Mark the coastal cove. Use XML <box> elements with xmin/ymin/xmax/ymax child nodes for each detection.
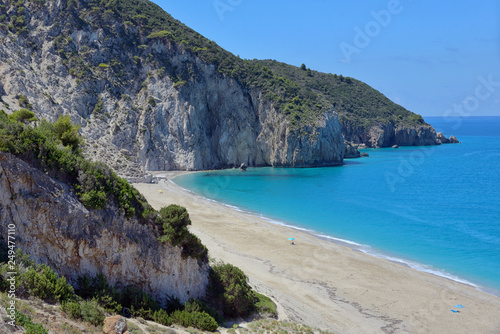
<box><xmin>173</xmin><ymin>116</ymin><xmax>500</xmax><ymax>297</ymax></box>
<box><xmin>133</xmin><ymin>168</ymin><xmax>500</xmax><ymax>333</ymax></box>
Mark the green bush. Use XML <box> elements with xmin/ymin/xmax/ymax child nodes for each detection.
<box><xmin>158</xmin><ymin>205</ymin><xmax>190</xmax><ymax>245</ymax></box>
<box><xmin>157</xmin><ymin>205</ymin><xmax>208</xmax><ymax>261</ymax></box>
<box><xmin>147</xmin><ymin>96</ymin><xmax>156</xmax><ymax>106</ymax></box>
<box><xmin>53</xmin><ymin>115</ymin><xmax>82</xmax><ymax>151</ymax></box>
<box><xmin>170</xmin><ymin>309</ymin><xmax>192</xmax><ymax>327</ymax></box>
<box><xmin>170</xmin><ymin>309</ymin><xmax>218</xmax><ymax>332</ymax></box>
<box><xmin>8</xmin><ymin>108</ymin><xmax>36</xmax><ymax>123</ymax></box>
<box><xmin>147</xmin><ymin>30</ymin><xmax>173</xmax><ymax>39</ymax></box>
<box><xmin>152</xmin><ymin>309</ymin><xmax>172</xmax><ymax>326</ymax></box>
<box><xmin>19</xmin><ymin>264</ymin><xmax>74</xmax><ymax>302</ymax></box>
<box><xmin>122</xmin><ymin>285</ymin><xmax>160</xmax><ymax>319</ymax></box>
<box><xmin>61</xmin><ymin>300</ymin><xmax>82</xmax><ymax>320</ymax></box>
<box><xmin>191</xmin><ymin>311</ymin><xmax>218</xmax><ymax>331</ymax></box>
<box><xmin>15</xmin><ymin>310</ymin><xmax>48</xmax><ymax>334</ymax></box>
<box><xmin>17</xmin><ymin>94</ymin><xmax>32</xmax><ymax>109</ymax></box>
<box><xmin>75</xmin><ymin>274</ymin><xmax>160</xmax><ymax>318</ymax></box>
<box><xmin>208</xmin><ymin>262</ymin><xmax>254</xmax><ymax>318</ymax></box>
<box><xmin>253</xmin><ymin>292</ymin><xmax>277</xmax><ymax>318</ymax></box>
<box><xmin>184</xmin><ymin>298</ymin><xmax>223</xmax><ymax>324</ymax></box>
<box><xmin>80</xmin><ymin>299</ymin><xmax>105</xmax><ymax>326</ymax></box>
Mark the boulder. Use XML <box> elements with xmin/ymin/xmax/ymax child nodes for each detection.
<box><xmin>436</xmin><ymin>132</ymin><xmax>450</xmax><ymax>144</ymax></box>
<box><xmin>240</xmin><ymin>162</ymin><xmax>248</xmax><ymax>171</ymax></box>
<box><xmin>360</xmin><ymin>152</ymin><xmax>369</xmax><ymax>157</ymax></box>
<box><xmin>103</xmin><ymin>315</ymin><xmax>128</xmax><ymax>334</ymax></box>
<box><xmin>392</xmin><ymin>144</ymin><xmax>399</xmax><ymax>149</ymax></box>
<box><xmin>436</xmin><ymin>132</ymin><xmax>459</xmax><ymax>144</ymax></box>
<box><xmin>344</xmin><ymin>141</ymin><xmax>361</xmax><ymax>158</ymax></box>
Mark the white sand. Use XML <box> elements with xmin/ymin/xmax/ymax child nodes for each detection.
<box><xmin>133</xmin><ymin>173</ymin><xmax>500</xmax><ymax>334</ymax></box>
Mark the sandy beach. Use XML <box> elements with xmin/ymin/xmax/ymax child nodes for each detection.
<box><xmin>133</xmin><ymin>173</ymin><xmax>500</xmax><ymax>334</ymax></box>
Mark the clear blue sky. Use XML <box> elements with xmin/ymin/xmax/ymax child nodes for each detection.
<box><xmin>153</xmin><ymin>0</ymin><xmax>500</xmax><ymax>117</ymax></box>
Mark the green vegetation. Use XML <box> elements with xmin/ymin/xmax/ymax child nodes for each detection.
<box><xmin>0</xmin><ymin>241</ymin><xmax>275</xmax><ymax>332</ymax></box>
<box><xmin>91</xmin><ymin>0</ymin><xmax>425</xmax><ymax>131</ymax></box>
<box><xmin>62</xmin><ymin>299</ymin><xmax>106</xmax><ymax>326</ymax></box>
<box><xmin>15</xmin><ymin>310</ymin><xmax>49</xmax><ymax>334</ymax></box>
<box><xmin>208</xmin><ymin>262</ymin><xmax>276</xmax><ymax>319</ymax></box>
<box><xmin>8</xmin><ymin>108</ymin><xmax>36</xmax><ymax>123</ymax></box>
<box><xmin>20</xmin><ymin>264</ymin><xmax>74</xmax><ymax>302</ymax></box>
<box><xmin>0</xmin><ymin>112</ymin><xmax>208</xmax><ymax>261</ymax></box>
<box><xmin>158</xmin><ymin>205</ymin><xmax>208</xmax><ymax>261</ymax></box>
<box><xmin>0</xmin><ymin>111</ymin><xmax>148</xmax><ymax>216</ymax></box>
<box><xmin>258</xmin><ymin>59</ymin><xmax>427</xmax><ymax>129</ymax></box>
<box><xmin>0</xmin><ymin>0</ymin><xmax>426</xmax><ymax>133</ymax></box>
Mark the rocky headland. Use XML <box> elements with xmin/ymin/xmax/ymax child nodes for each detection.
<box><xmin>0</xmin><ymin>152</ymin><xmax>208</xmax><ymax>305</ymax></box>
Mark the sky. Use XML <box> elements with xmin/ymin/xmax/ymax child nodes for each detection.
<box><xmin>153</xmin><ymin>0</ymin><xmax>500</xmax><ymax>117</ymax></box>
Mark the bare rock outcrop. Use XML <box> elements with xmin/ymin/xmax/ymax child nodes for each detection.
<box><xmin>342</xmin><ymin>122</ymin><xmax>439</xmax><ymax>148</ymax></box>
<box><xmin>0</xmin><ymin>0</ymin><xmax>345</xmax><ymax>177</ymax></box>
<box><xmin>0</xmin><ymin>153</ymin><xmax>208</xmax><ymax>305</ymax></box>
<box><xmin>344</xmin><ymin>141</ymin><xmax>361</xmax><ymax>158</ymax></box>
<box><xmin>103</xmin><ymin>316</ymin><xmax>128</xmax><ymax>334</ymax></box>
<box><xmin>436</xmin><ymin>132</ymin><xmax>460</xmax><ymax>144</ymax></box>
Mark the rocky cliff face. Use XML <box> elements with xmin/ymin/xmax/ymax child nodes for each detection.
<box><xmin>341</xmin><ymin>121</ymin><xmax>439</xmax><ymax>148</ymax></box>
<box><xmin>0</xmin><ymin>152</ymin><xmax>208</xmax><ymax>305</ymax></box>
<box><xmin>0</xmin><ymin>0</ymin><xmax>344</xmax><ymax>180</ymax></box>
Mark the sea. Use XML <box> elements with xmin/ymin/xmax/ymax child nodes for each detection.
<box><xmin>174</xmin><ymin>116</ymin><xmax>500</xmax><ymax>296</ymax></box>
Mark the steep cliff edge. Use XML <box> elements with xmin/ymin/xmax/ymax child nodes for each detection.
<box><xmin>342</xmin><ymin>121</ymin><xmax>439</xmax><ymax>148</ymax></box>
<box><xmin>0</xmin><ymin>0</ymin><xmax>344</xmax><ymax>179</ymax></box>
<box><xmin>0</xmin><ymin>152</ymin><xmax>208</xmax><ymax>305</ymax></box>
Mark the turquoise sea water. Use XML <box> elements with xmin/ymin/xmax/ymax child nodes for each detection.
<box><xmin>174</xmin><ymin>116</ymin><xmax>500</xmax><ymax>295</ymax></box>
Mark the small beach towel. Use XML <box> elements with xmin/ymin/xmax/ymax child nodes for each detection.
<box><xmin>451</xmin><ymin>309</ymin><xmax>460</xmax><ymax>313</ymax></box>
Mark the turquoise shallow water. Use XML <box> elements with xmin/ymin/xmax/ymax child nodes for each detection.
<box><xmin>174</xmin><ymin>117</ymin><xmax>500</xmax><ymax>295</ymax></box>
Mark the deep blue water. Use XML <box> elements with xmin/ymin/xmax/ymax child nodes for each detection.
<box><xmin>174</xmin><ymin>116</ymin><xmax>500</xmax><ymax>295</ymax></box>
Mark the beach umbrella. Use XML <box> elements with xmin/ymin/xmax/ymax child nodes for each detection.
<box><xmin>288</xmin><ymin>237</ymin><xmax>295</xmax><ymax>241</ymax></box>
<box><xmin>454</xmin><ymin>304</ymin><xmax>465</xmax><ymax>308</ymax></box>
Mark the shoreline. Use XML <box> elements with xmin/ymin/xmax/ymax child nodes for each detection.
<box><xmin>133</xmin><ymin>172</ymin><xmax>500</xmax><ymax>333</ymax></box>
<box><xmin>169</xmin><ymin>172</ymin><xmax>498</xmax><ymax>298</ymax></box>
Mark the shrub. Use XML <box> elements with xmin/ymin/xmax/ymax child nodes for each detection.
<box><xmin>170</xmin><ymin>309</ymin><xmax>218</xmax><ymax>332</ymax></box>
<box><xmin>61</xmin><ymin>300</ymin><xmax>82</xmax><ymax>320</ymax></box>
<box><xmin>20</xmin><ymin>264</ymin><xmax>74</xmax><ymax>302</ymax></box>
<box><xmin>147</xmin><ymin>96</ymin><xmax>156</xmax><ymax>106</ymax></box>
<box><xmin>53</xmin><ymin>114</ymin><xmax>82</xmax><ymax>151</ymax></box>
<box><xmin>184</xmin><ymin>298</ymin><xmax>222</xmax><ymax>324</ymax></box>
<box><xmin>15</xmin><ymin>310</ymin><xmax>48</xmax><ymax>334</ymax></box>
<box><xmin>170</xmin><ymin>310</ymin><xmax>192</xmax><ymax>328</ymax></box>
<box><xmin>164</xmin><ymin>294</ymin><xmax>183</xmax><ymax>314</ymax></box>
<box><xmin>147</xmin><ymin>30</ymin><xmax>173</xmax><ymax>39</ymax></box>
<box><xmin>191</xmin><ymin>311</ymin><xmax>218</xmax><ymax>332</ymax></box>
<box><xmin>208</xmin><ymin>262</ymin><xmax>254</xmax><ymax>318</ymax></box>
<box><xmin>152</xmin><ymin>309</ymin><xmax>172</xmax><ymax>326</ymax></box>
<box><xmin>8</xmin><ymin>108</ymin><xmax>36</xmax><ymax>123</ymax></box>
<box><xmin>80</xmin><ymin>299</ymin><xmax>105</xmax><ymax>326</ymax></box>
<box><xmin>253</xmin><ymin>292</ymin><xmax>277</xmax><ymax>317</ymax></box>
<box><xmin>158</xmin><ymin>204</ymin><xmax>191</xmax><ymax>246</ymax></box>
<box><xmin>122</xmin><ymin>285</ymin><xmax>160</xmax><ymax>319</ymax></box>
<box><xmin>17</xmin><ymin>94</ymin><xmax>32</xmax><ymax>109</ymax></box>
<box><xmin>75</xmin><ymin>274</ymin><xmax>161</xmax><ymax>318</ymax></box>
